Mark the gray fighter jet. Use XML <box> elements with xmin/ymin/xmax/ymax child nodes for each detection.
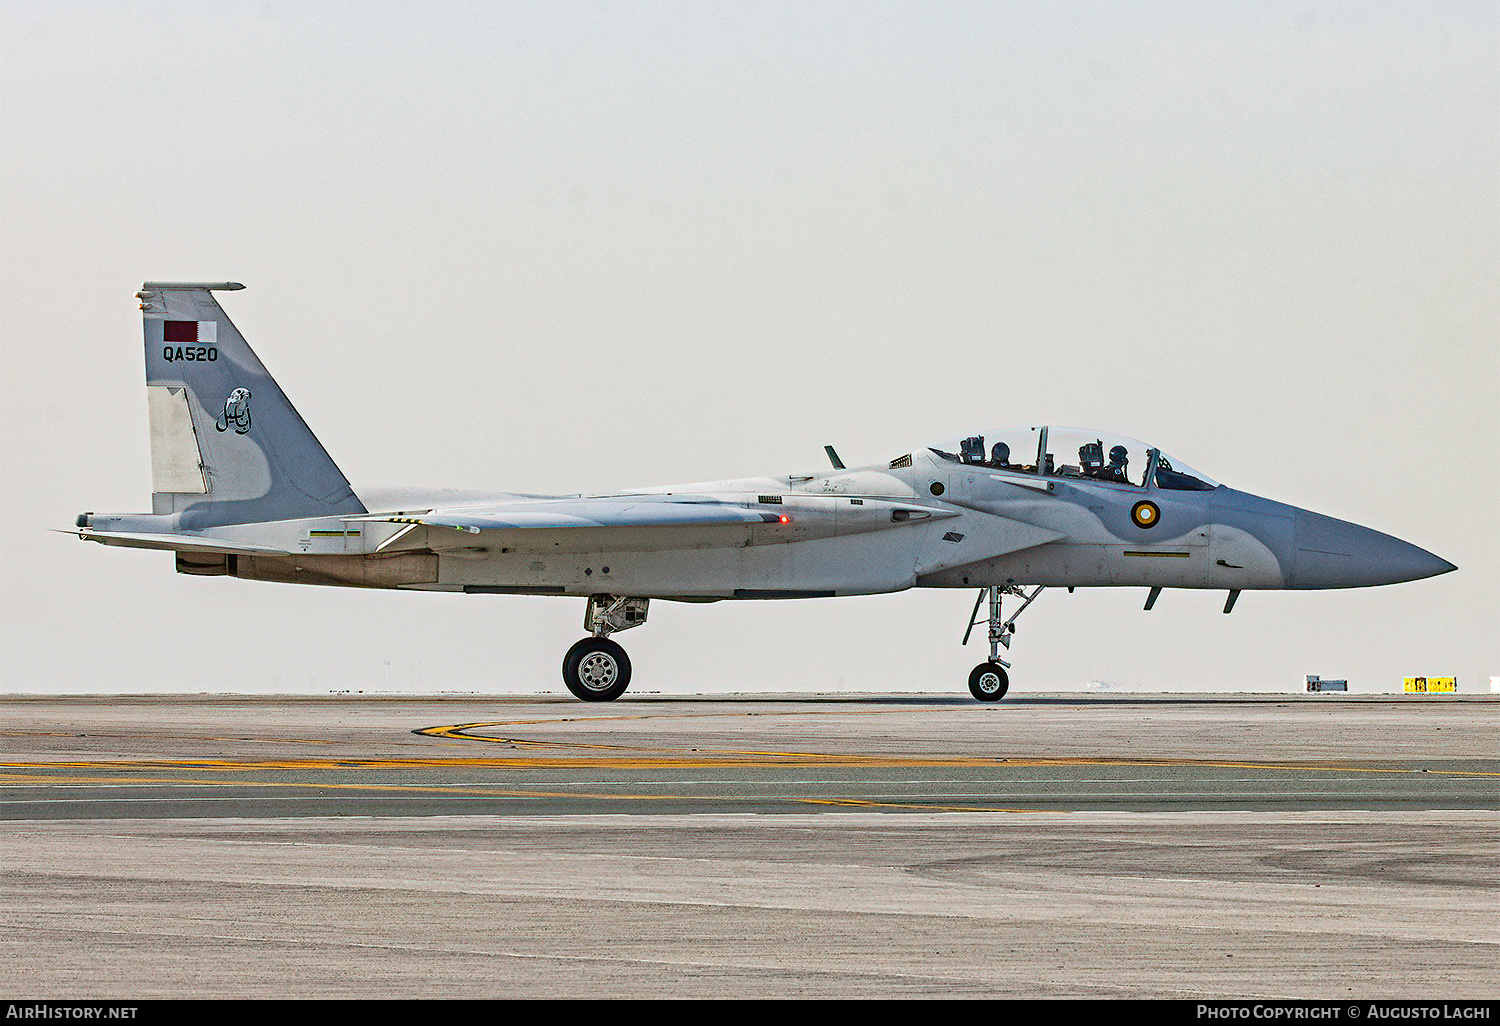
<box><xmin>70</xmin><ymin>282</ymin><xmax>1456</xmax><ymax>701</ymax></box>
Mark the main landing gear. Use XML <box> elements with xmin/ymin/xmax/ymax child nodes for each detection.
<box><xmin>962</xmin><ymin>584</ymin><xmax>1045</xmax><ymax>702</ymax></box>
<box><xmin>562</xmin><ymin>596</ymin><xmax>649</xmax><ymax>701</ymax></box>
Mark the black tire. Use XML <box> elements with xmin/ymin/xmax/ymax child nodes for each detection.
<box><xmin>562</xmin><ymin>637</ymin><xmax>632</xmax><ymax>701</ymax></box>
<box><xmin>968</xmin><ymin>662</ymin><xmax>1009</xmax><ymax>702</ymax></box>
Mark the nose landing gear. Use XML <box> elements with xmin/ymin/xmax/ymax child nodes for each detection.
<box><xmin>963</xmin><ymin>584</ymin><xmax>1044</xmax><ymax>702</ymax></box>
<box><xmin>562</xmin><ymin>595</ymin><xmax>649</xmax><ymax>702</ymax></box>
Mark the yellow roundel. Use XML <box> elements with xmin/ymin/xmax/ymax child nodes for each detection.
<box><xmin>1131</xmin><ymin>500</ymin><xmax>1160</xmax><ymax>529</ymax></box>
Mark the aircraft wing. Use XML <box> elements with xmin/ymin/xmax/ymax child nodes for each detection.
<box><xmin>350</xmin><ymin>494</ymin><xmax>959</xmax><ymax>556</ymax></box>
<box><xmin>355</xmin><ymin>499</ymin><xmax>788</xmax><ymax>533</ymax></box>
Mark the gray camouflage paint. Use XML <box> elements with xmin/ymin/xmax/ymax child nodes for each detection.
<box><xmin>139</xmin><ymin>283</ymin><xmax>365</xmax><ymax>528</ymax></box>
<box><xmin>81</xmin><ymin>283</ymin><xmax>1453</xmax><ymax>604</ymax></box>
<box><xmin>910</xmin><ymin>469</ymin><xmax>1453</xmax><ymax>592</ymax></box>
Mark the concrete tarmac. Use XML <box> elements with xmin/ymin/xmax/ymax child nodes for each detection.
<box><xmin>2</xmin><ymin>694</ymin><xmax>1496</xmax><ymax>999</ymax></box>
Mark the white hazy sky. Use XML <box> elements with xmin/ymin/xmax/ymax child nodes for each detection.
<box><xmin>2</xmin><ymin>1</ymin><xmax>1495</xmax><ymax>695</ymax></box>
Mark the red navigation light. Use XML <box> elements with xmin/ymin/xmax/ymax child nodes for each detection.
<box><xmin>779</xmin><ymin>515</ymin><xmax>789</xmax><ymax>524</ymax></box>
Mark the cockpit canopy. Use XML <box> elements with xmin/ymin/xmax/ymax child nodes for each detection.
<box><xmin>924</xmin><ymin>427</ymin><xmax>1219</xmax><ymax>491</ymax></box>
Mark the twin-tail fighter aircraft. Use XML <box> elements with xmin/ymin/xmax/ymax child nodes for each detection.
<box><xmin>70</xmin><ymin>282</ymin><xmax>1455</xmax><ymax>701</ymax></box>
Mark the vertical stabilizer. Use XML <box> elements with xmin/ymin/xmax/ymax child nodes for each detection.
<box><xmin>138</xmin><ymin>282</ymin><xmax>366</xmax><ymax>527</ymax></box>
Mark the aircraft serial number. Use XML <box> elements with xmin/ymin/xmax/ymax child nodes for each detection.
<box><xmin>162</xmin><ymin>346</ymin><xmax>218</xmax><ymax>362</ymax></box>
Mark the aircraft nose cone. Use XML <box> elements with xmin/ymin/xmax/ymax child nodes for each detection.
<box><xmin>1293</xmin><ymin>510</ymin><xmax>1456</xmax><ymax>589</ymax></box>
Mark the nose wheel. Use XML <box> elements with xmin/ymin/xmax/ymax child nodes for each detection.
<box><xmin>968</xmin><ymin>662</ymin><xmax>1009</xmax><ymax>701</ymax></box>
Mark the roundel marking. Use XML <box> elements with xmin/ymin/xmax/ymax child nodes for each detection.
<box><xmin>1131</xmin><ymin>500</ymin><xmax>1161</xmax><ymax>529</ymax></box>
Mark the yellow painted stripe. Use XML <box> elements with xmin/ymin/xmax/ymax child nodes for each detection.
<box><xmin>0</xmin><ymin>772</ymin><xmax>1057</xmax><ymax>810</ymax></box>
<box><xmin>412</xmin><ymin>724</ymin><xmax>1500</xmax><ymax>776</ymax></box>
<box><xmin>417</xmin><ymin>722</ymin><xmax>858</xmax><ymax>760</ymax></box>
<box><xmin>4</xmin><ymin>754</ymin><xmax>1495</xmax><ymax>777</ymax></box>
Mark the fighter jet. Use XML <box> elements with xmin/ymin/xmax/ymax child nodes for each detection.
<box><xmin>70</xmin><ymin>282</ymin><xmax>1456</xmax><ymax>702</ymax></box>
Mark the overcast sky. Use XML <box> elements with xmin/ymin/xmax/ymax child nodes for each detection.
<box><xmin>2</xmin><ymin>1</ymin><xmax>1495</xmax><ymax>696</ymax></box>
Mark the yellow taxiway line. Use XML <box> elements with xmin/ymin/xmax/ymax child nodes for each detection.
<box><xmin>2</xmin><ymin>752</ymin><xmax>1494</xmax><ymax>776</ymax></box>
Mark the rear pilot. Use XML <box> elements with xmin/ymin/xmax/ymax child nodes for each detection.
<box><xmin>1103</xmin><ymin>445</ymin><xmax>1130</xmax><ymax>484</ymax></box>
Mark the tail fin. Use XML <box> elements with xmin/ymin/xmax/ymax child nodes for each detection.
<box><xmin>138</xmin><ymin>281</ymin><xmax>366</xmax><ymax>527</ymax></box>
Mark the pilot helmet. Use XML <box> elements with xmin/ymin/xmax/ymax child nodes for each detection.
<box><xmin>991</xmin><ymin>442</ymin><xmax>1010</xmax><ymax>464</ymax></box>
<box><xmin>1109</xmin><ymin>445</ymin><xmax>1128</xmax><ymax>466</ymax></box>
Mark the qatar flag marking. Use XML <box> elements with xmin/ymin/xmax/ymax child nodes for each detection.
<box><xmin>163</xmin><ymin>320</ymin><xmax>217</xmax><ymax>343</ymax></box>
<box><xmin>161</xmin><ymin>320</ymin><xmax>219</xmax><ymax>362</ymax></box>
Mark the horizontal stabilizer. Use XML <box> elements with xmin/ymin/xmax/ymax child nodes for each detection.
<box><xmin>60</xmin><ymin>529</ymin><xmax>291</xmax><ymax>556</ymax></box>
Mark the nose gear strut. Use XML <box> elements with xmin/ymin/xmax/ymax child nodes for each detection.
<box><xmin>962</xmin><ymin>584</ymin><xmax>1045</xmax><ymax>701</ymax></box>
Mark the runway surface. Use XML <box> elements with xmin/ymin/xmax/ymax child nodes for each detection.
<box><xmin>3</xmin><ymin>694</ymin><xmax>1496</xmax><ymax>998</ymax></box>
